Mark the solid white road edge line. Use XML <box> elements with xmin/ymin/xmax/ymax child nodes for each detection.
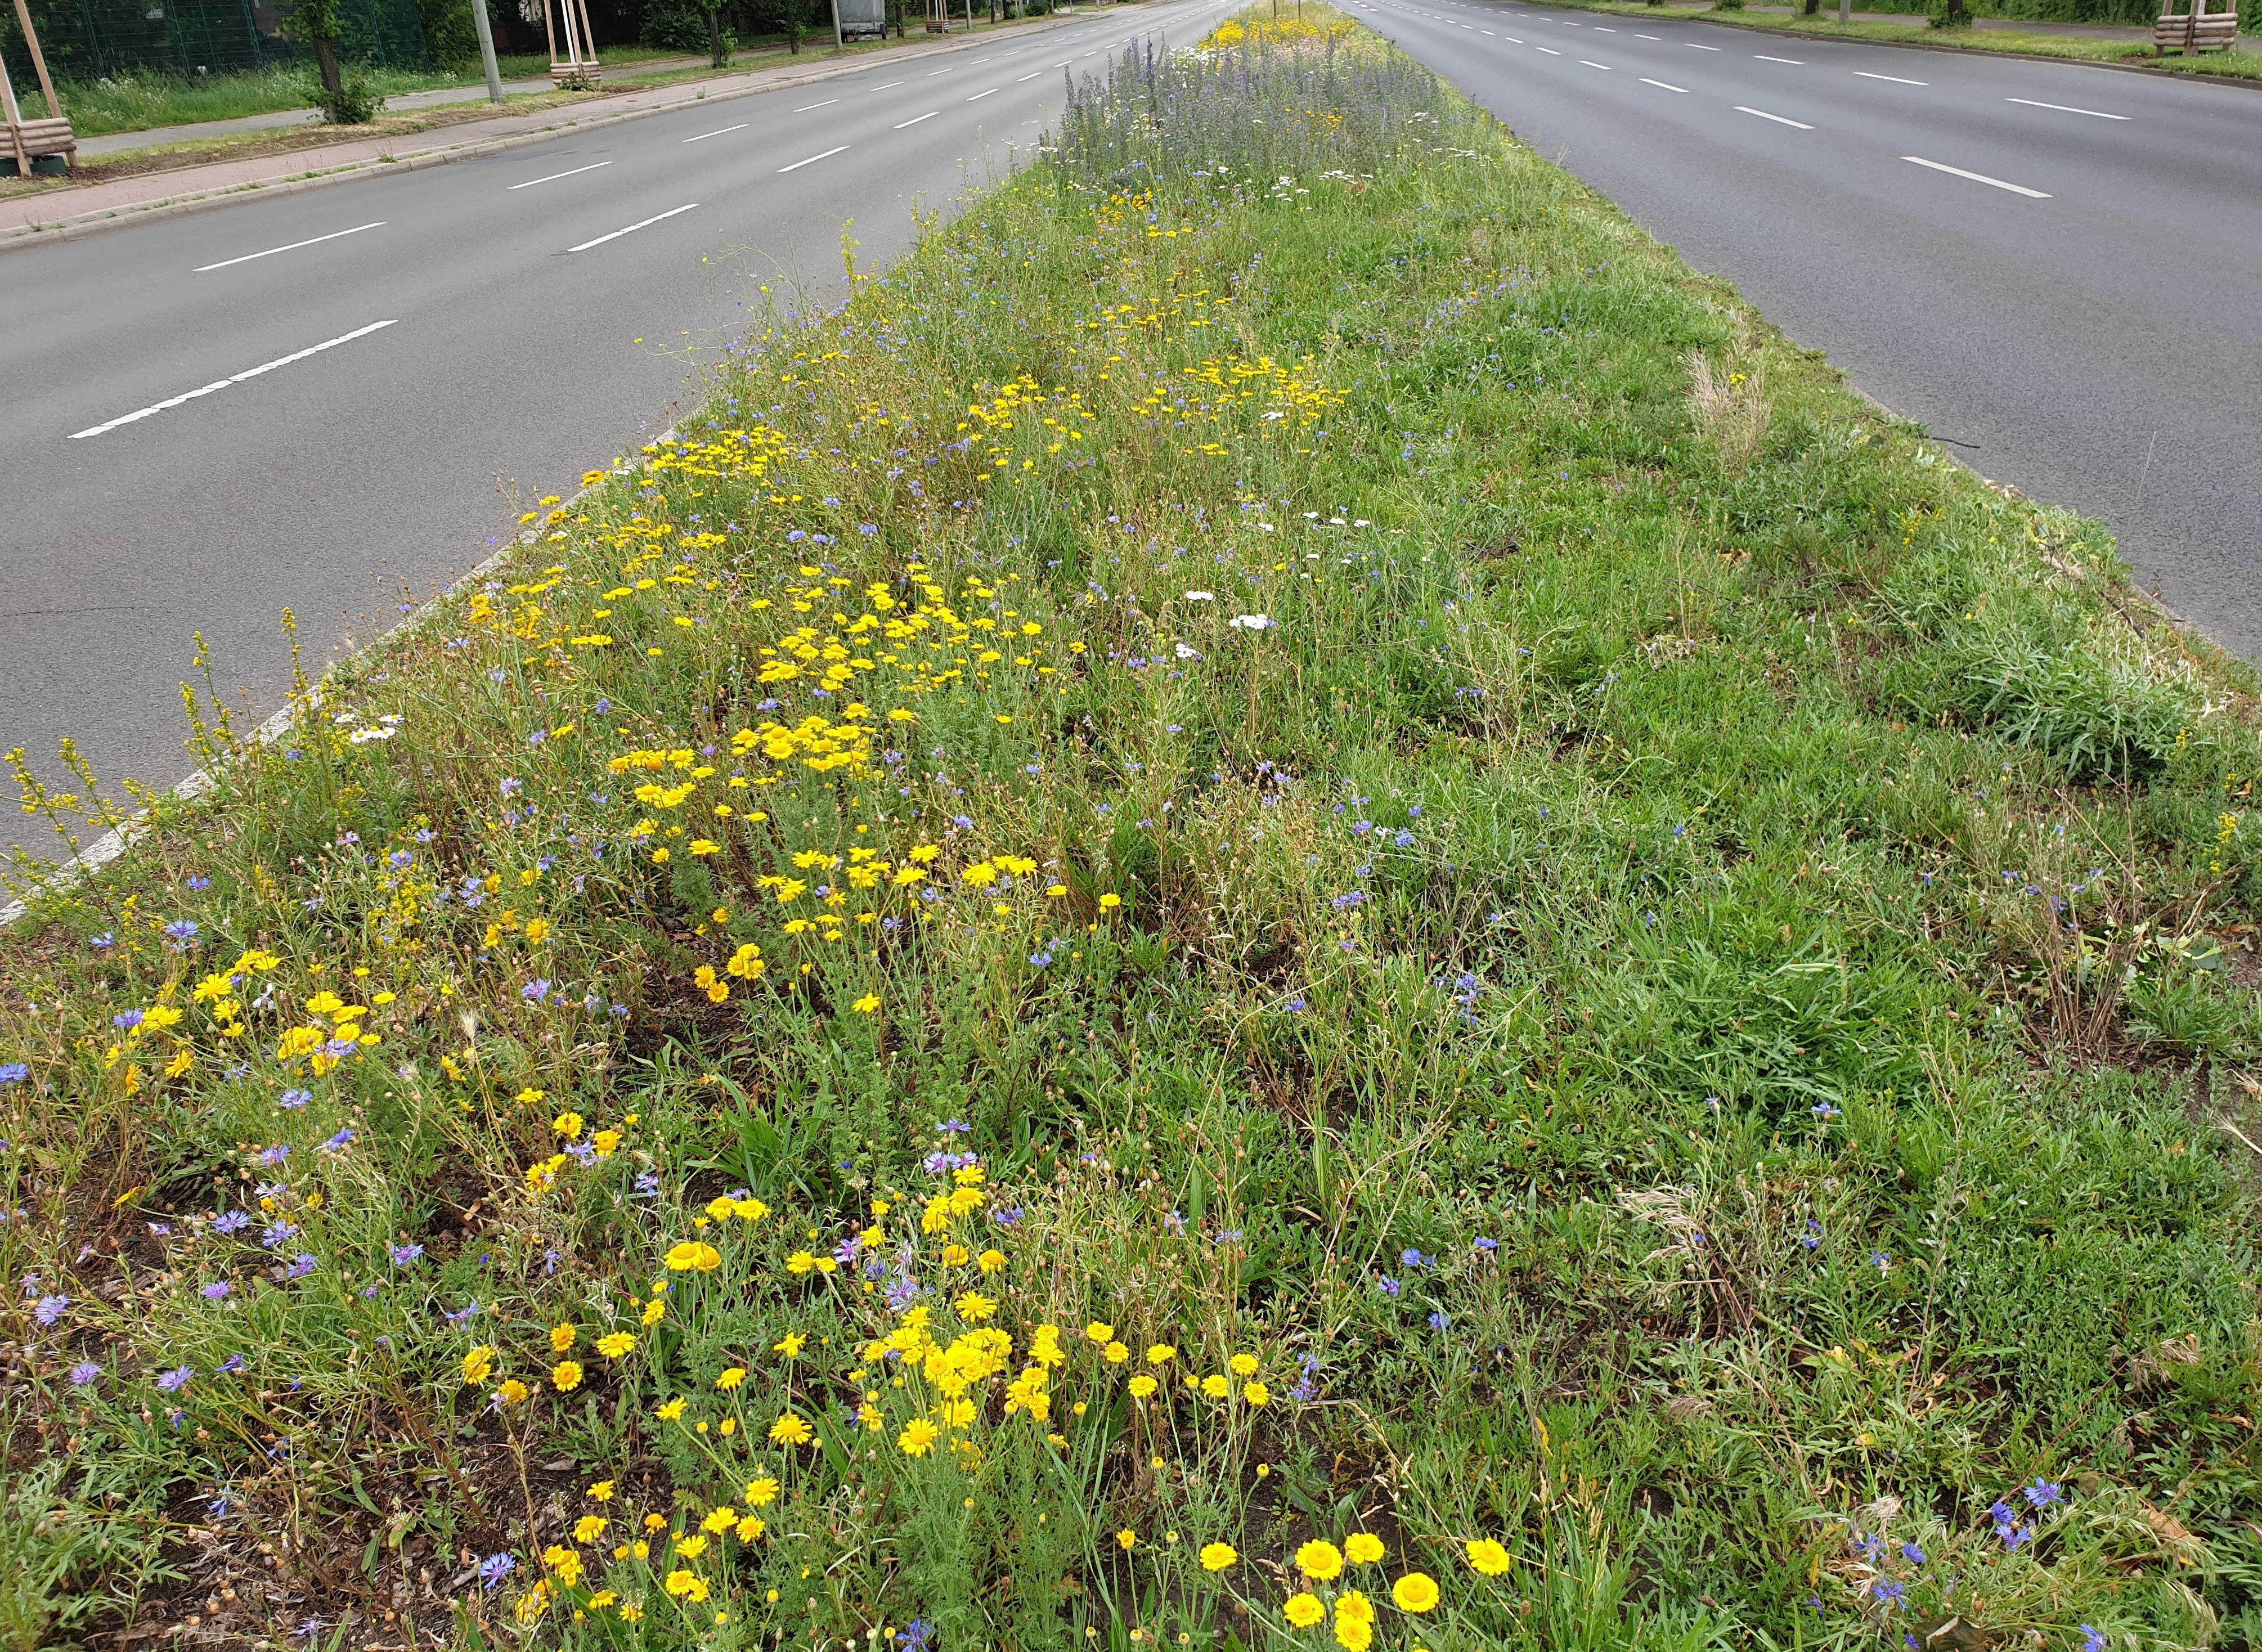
<box><xmin>1736</xmin><ymin>105</ymin><xmax>1813</xmax><ymax>128</ymax></box>
<box><xmin>568</xmin><ymin>202</ymin><xmax>698</xmax><ymax>250</ymax></box>
<box><xmin>69</xmin><ymin>319</ymin><xmax>398</xmax><ymax>439</ymax></box>
<box><xmin>192</xmin><ymin>221</ymin><xmax>384</xmax><ymax>272</ymax></box>
<box><xmin>508</xmin><ymin>161</ymin><xmax>611</xmax><ymax>190</ymax></box>
<box><xmin>1902</xmin><ymin>155</ymin><xmax>2049</xmax><ymax>197</ymax></box>
<box><xmin>2007</xmin><ymin>96</ymin><xmax>2126</xmax><ymax>119</ymax></box>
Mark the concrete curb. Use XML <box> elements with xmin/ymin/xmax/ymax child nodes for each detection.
<box><xmin>0</xmin><ymin>11</ymin><xmax>1110</xmax><ymax>250</ymax></box>
<box><xmin>1526</xmin><ymin>1</ymin><xmax>2262</xmax><ymax>89</ymax></box>
<box><xmin>0</xmin><ymin>437</ymin><xmax>661</xmax><ymax>927</ymax></box>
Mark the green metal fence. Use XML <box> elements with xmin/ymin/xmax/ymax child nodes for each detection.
<box><xmin>2</xmin><ymin>0</ymin><xmax>430</xmax><ymax>84</ymax></box>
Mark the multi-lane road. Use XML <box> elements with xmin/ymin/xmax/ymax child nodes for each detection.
<box><xmin>0</xmin><ymin>0</ymin><xmax>1232</xmax><ymax>858</ymax></box>
<box><xmin>1346</xmin><ymin>0</ymin><xmax>2262</xmax><ymax>657</ymax></box>
<box><xmin>3</xmin><ymin>0</ymin><xmax>2257</xmax><ymax>861</ymax></box>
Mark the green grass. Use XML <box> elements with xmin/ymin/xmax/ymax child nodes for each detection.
<box><xmin>1534</xmin><ymin>0</ymin><xmax>2262</xmax><ymax>78</ymax></box>
<box><xmin>50</xmin><ymin>46</ymin><xmax>719</xmax><ymax>138</ymax></box>
<box><xmin>5</xmin><ymin>9</ymin><xmax>2262</xmax><ymax>1649</ymax></box>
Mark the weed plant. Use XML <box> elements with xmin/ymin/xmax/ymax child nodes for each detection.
<box><xmin>3</xmin><ymin>8</ymin><xmax>2261</xmax><ymax>1650</ymax></box>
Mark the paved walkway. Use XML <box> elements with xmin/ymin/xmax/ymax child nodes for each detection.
<box><xmin>74</xmin><ymin>77</ymin><xmax>564</xmax><ymax>156</ymax></box>
<box><xmin>4</xmin><ymin>20</ymin><xmax>1080</xmax><ymax>242</ymax></box>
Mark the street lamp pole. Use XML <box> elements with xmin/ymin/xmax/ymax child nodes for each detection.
<box><xmin>468</xmin><ymin>0</ymin><xmax>505</xmax><ymax>101</ymax></box>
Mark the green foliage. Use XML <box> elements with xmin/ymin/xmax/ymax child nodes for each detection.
<box><xmin>638</xmin><ymin>0</ymin><xmax>717</xmax><ymax>55</ymax></box>
<box><xmin>4</xmin><ymin>7</ymin><xmax>2261</xmax><ymax>1649</ymax></box>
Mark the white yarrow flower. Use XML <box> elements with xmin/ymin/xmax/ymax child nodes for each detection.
<box><xmin>1228</xmin><ymin>614</ymin><xmax>1272</xmax><ymax>631</ymax></box>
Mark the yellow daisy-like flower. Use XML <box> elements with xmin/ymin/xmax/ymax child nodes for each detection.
<box><xmin>1146</xmin><ymin>1343</ymin><xmax>1177</xmax><ymax>1366</ymax></box>
<box><xmin>851</xmin><ymin>994</ymin><xmax>881</xmax><ymax>1014</ymax></box>
<box><xmin>1466</xmin><ymin>1538</ymin><xmax>1514</xmax><ymax>1577</ymax></box>
<box><xmin>1201</xmin><ymin>1373</ymin><xmax>1231</xmax><ymax>1400</ymax></box>
<box><xmin>774</xmin><ymin>1332</ymin><xmax>807</xmax><ymax>1357</ymax></box>
<box><xmin>1099</xmin><ymin>893</ymin><xmax>1123</xmax><ymax>910</ymax></box>
<box><xmin>496</xmin><ymin>1379</ymin><xmax>529</xmax><ymax>1406</ymax></box>
<box><xmin>641</xmin><ymin>1297</ymin><xmax>667</xmax><ymax>1326</ymax></box>
<box><xmin>656</xmin><ymin>1398</ymin><xmax>688</xmax><ymax>1421</ymax></box>
<box><xmin>899</xmin><ymin>1418</ymin><xmax>940</xmax><ymax>1457</ymax></box>
<box><xmin>596</xmin><ymin>1331</ymin><xmax>636</xmax><ymax>1359</ymax></box>
<box><xmin>743</xmin><ymin>1477</ymin><xmax>779</xmax><ymax>1507</ymax></box>
<box><xmin>1085</xmin><ymin>1321</ymin><xmax>1116</xmax><ymax>1344</ymax></box>
<box><xmin>1336</xmin><ymin>1590</ymin><xmax>1375</xmax><ymax>1626</ymax></box>
<box><xmin>1229</xmin><ymin>1353</ymin><xmax>1259</xmax><ymax>1377</ymax></box>
<box><xmin>1105</xmin><ymin>1340</ymin><xmax>1131</xmax><ymax>1364</ymax></box>
<box><xmin>549</xmin><ymin>1323</ymin><xmax>577</xmax><ymax>1352</ymax></box>
<box><xmin>1392</xmin><ymin>1573</ymin><xmax>1440</xmax><ymax>1613</ymax></box>
<box><xmin>1200</xmin><ymin>1542</ymin><xmax>1237</xmax><ymax>1573</ymax></box>
<box><xmin>1283</xmin><ymin>1593</ymin><xmax>1326</xmax><ymax>1629</ymax></box>
<box><xmin>1127</xmin><ymin>1375</ymin><xmax>1158</xmax><ymax>1399</ymax></box>
<box><xmin>675</xmin><ymin>1535</ymin><xmax>708</xmax><ymax>1559</ymax></box>
<box><xmin>663</xmin><ymin>1569</ymin><xmax>708</xmax><ymax>1602</ymax></box>
<box><xmin>716</xmin><ymin>1367</ymin><xmax>746</xmax><ymax>1390</ymax></box>
<box><xmin>1116</xmin><ymin>1529</ymin><xmax>1137</xmax><ymax>1551</ymax></box>
<box><xmin>587</xmin><ymin>1480</ymin><xmax>614</xmax><ymax>1502</ymax></box>
<box><xmin>573</xmin><ymin>1515</ymin><xmax>608</xmax><ymax>1543</ymax></box>
<box><xmin>551</xmin><ymin>1359</ymin><xmax>584</xmax><ymax>1393</ymax></box>
<box><xmin>977</xmin><ymin>1249</ymin><xmax>1007</xmax><ymax>1274</ymax></box>
<box><xmin>735</xmin><ymin>1514</ymin><xmax>765</xmax><ymax>1542</ymax></box>
<box><xmin>1297</xmin><ymin>1540</ymin><xmax>1345</xmax><ymax>1582</ymax></box>
<box><xmin>665</xmin><ymin>1241</ymin><xmax>721</xmax><ymax>1273</ymax></box>
<box><xmin>1345</xmin><ymin>1532</ymin><xmax>1385</xmax><ymax>1565</ymax></box>
<box><xmin>769</xmin><ymin>1412</ymin><xmax>814</xmax><ymax>1446</ymax></box>
<box><xmin>461</xmin><ymin>1344</ymin><xmax>496</xmax><ymax>1385</ymax></box>
<box><xmin>1244</xmin><ymin>1379</ymin><xmax>1272</xmax><ymax>1407</ymax></box>
<box><xmin>699</xmin><ymin>1507</ymin><xmax>737</xmax><ymax>1535</ymax></box>
<box><xmin>955</xmin><ymin>1291</ymin><xmax>997</xmax><ymax>1322</ymax></box>
<box><xmin>1333</xmin><ymin>1613</ymin><xmax>1372</xmax><ymax>1652</ymax></box>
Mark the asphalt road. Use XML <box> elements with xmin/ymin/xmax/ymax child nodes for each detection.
<box><xmin>1347</xmin><ymin>0</ymin><xmax>2262</xmax><ymax>658</ymax></box>
<box><xmin>0</xmin><ymin>0</ymin><xmax>1233</xmax><ymax>861</ymax></box>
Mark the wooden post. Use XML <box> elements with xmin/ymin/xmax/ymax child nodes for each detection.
<box><xmin>12</xmin><ymin>0</ymin><xmax>62</xmax><ymax>119</ymax></box>
<box><xmin>576</xmin><ymin>0</ymin><xmax>599</xmax><ymax>75</ymax></box>
<box><xmin>541</xmin><ymin>0</ymin><xmax>557</xmax><ymax>68</ymax></box>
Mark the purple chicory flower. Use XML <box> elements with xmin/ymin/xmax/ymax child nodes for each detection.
<box><xmin>34</xmin><ymin>1294</ymin><xmax>68</xmax><ymax>1326</ymax></box>
<box><xmin>69</xmin><ymin>1361</ymin><xmax>101</xmax><ymax>1386</ymax></box>
<box><xmin>156</xmin><ymin>1365</ymin><xmax>194</xmax><ymax>1393</ymax></box>
<box><xmin>201</xmin><ymin>1282</ymin><xmax>232</xmax><ymax>1300</ymax></box>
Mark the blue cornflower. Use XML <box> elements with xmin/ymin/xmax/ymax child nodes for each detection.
<box><xmin>0</xmin><ymin>1063</ymin><xmax>26</xmax><ymax>1084</ymax></box>
<box><xmin>156</xmin><ymin>1365</ymin><xmax>194</xmax><ymax>1393</ymax></box>
<box><xmin>213</xmin><ymin>1210</ymin><xmax>250</xmax><ymax>1234</ymax></box>
<box><xmin>1900</xmin><ymin>1541</ymin><xmax>1925</xmax><ymax>1565</ymax></box>
<box><xmin>478</xmin><ymin>1552</ymin><xmax>515</xmax><ymax>1589</ymax></box>
<box><xmin>35</xmin><ymin>1294</ymin><xmax>68</xmax><ymax>1326</ymax></box>
<box><xmin>321</xmin><ymin>1127</ymin><xmax>354</xmax><ymax>1151</ymax></box>
<box><xmin>2024</xmin><ymin>1478</ymin><xmax>2064</xmax><ymax>1509</ymax></box>
<box><xmin>1428</xmin><ymin>1310</ymin><xmax>1449</xmax><ymax>1331</ymax></box>
<box><xmin>1870</xmin><ymin>1580</ymin><xmax>1905</xmax><ymax>1610</ymax></box>
<box><xmin>201</xmin><ymin>1282</ymin><xmax>232</xmax><ymax>1300</ymax></box>
<box><xmin>2081</xmin><ymin>1628</ymin><xmax>2105</xmax><ymax>1652</ymax></box>
<box><xmin>1377</xmin><ymin>1275</ymin><xmax>1401</xmax><ymax>1298</ymax></box>
<box><xmin>390</xmin><ymin>1244</ymin><xmax>424</xmax><ymax>1266</ymax></box>
<box><xmin>1401</xmin><ymin>1248</ymin><xmax>1427</xmax><ymax>1269</ymax></box>
<box><xmin>69</xmin><ymin>1361</ymin><xmax>100</xmax><ymax>1386</ymax></box>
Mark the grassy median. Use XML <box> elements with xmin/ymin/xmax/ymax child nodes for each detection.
<box><xmin>5</xmin><ymin>10</ymin><xmax>2261</xmax><ymax>1648</ymax></box>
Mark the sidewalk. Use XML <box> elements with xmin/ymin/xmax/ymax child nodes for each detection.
<box><xmin>2</xmin><ymin>17</ymin><xmax>1090</xmax><ymax>245</ymax></box>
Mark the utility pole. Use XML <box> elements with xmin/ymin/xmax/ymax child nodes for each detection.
<box><xmin>468</xmin><ymin>0</ymin><xmax>504</xmax><ymax>100</ymax></box>
<box><xmin>831</xmin><ymin>0</ymin><xmax>844</xmax><ymax>46</ymax></box>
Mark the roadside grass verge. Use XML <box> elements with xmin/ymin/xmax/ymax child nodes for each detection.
<box><xmin>5</xmin><ymin>8</ymin><xmax>2262</xmax><ymax>1649</ymax></box>
<box><xmin>1523</xmin><ymin>0</ymin><xmax>2262</xmax><ymax>79</ymax></box>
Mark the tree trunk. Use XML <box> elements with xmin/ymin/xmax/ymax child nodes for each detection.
<box><xmin>313</xmin><ymin>33</ymin><xmax>343</xmax><ymax>97</ymax></box>
<box><xmin>707</xmin><ymin>6</ymin><xmax>726</xmax><ymax>65</ymax></box>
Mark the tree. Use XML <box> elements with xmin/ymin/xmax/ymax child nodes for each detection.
<box><xmin>289</xmin><ymin>0</ymin><xmax>380</xmax><ymax>121</ymax></box>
